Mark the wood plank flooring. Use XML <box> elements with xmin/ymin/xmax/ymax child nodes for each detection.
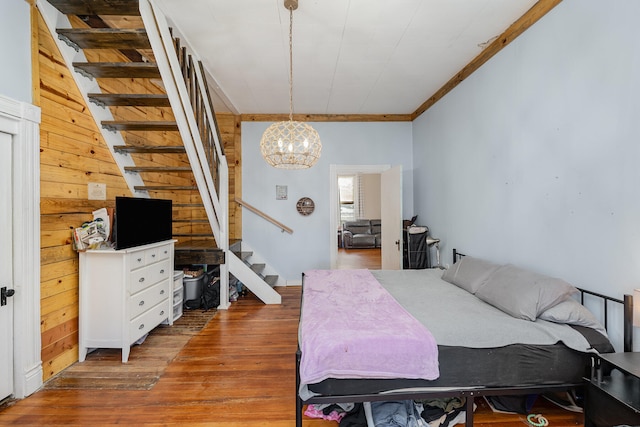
<box><xmin>336</xmin><ymin>247</ymin><xmax>381</xmax><ymax>270</ymax></box>
<box><xmin>0</xmin><ymin>287</ymin><xmax>584</xmax><ymax>426</ymax></box>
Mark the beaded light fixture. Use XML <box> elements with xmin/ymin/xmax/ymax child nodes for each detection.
<box><xmin>260</xmin><ymin>0</ymin><xmax>322</xmax><ymax>169</ymax></box>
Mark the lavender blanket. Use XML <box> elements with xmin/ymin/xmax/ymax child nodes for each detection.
<box><xmin>299</xmin><ymin>269</ymin><xmax>439</xmax><ymax>391</ymax></box>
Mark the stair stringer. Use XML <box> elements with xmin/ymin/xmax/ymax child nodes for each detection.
<box><xmin>228</xmin><ymin>254</ymin><xmax>281</xmax><ymax>305</ymax></box>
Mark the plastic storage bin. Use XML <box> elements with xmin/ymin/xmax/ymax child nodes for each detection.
<box><xmin>183</xmin><ymin>274</ymin><xmax>204</xmax><ymax>309</ymax></box>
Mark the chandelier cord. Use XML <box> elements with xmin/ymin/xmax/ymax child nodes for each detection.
<box><xmin>288</xmin><ymin>6</ymin><xmax>294</xmax><ymax>122</ymax></box>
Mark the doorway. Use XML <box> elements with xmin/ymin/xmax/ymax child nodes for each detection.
<box><xmin>329</xmin><ymin>165</ymin><xmax>402</xmax><ymax>270</ymax></box>
<box><xmin>0</xmin><ymin>95</ymin><xmax>42</xmax><ymax>400</ymax></box>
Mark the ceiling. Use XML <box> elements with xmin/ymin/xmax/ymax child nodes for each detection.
<box><xmin>152</xmin><ymin>0</ymin><xmax>541</xmax><ymax>117</ymax></box>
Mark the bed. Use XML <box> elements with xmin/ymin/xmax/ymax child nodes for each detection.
<box><xmin>295</xmin><ymin>249</ymin><xmax>633</xmax><ymax>426</ymax></box>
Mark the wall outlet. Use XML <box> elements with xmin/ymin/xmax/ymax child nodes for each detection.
<box><xmin>88</xmin><ymin>182</ymin><xmax>106</xmax><ymax>200</ymax></box>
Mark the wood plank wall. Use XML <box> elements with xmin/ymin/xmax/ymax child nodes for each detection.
<box><xmin>35</xmin><ymin>9</ymin><xmax>241</xmax><ymax>381</ymax></box>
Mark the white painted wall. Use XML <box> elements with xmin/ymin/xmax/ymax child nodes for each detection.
<box><xmin>412</xmin><ymin>0</ymin><xmax>640</xmax><ymax>351</ymax></box>
<box><xmin>0</xmin><ymin>1</ymin><xmax>32</xmax><ymax>103</ymax></box>
<box><xmin>242</xmin><ymin>121</ymin><xmax>413</xmax><ymax>281</ymax></box>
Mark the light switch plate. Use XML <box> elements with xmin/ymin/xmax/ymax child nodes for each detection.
<box><xmin>88</xmin><ymin>182</ymin><xmax>107</xmax><ymax>200</ymax></box>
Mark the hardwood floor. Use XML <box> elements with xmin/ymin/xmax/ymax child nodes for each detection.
<box><xmin>0</xmin><ymin>287</ymin><xmax>584</xmax><ymax>426</ymax></box>
<box><xmin>335</xmin><ymin>247</ymin><xmax>381</xmax><ymax>270</ymax></box>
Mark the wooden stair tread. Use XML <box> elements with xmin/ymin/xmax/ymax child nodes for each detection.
<box><xmin>175</xmin><ymin>240</ymin><xmax>219</xmax><ymax>251</ymax></box>
<box><xmin>172</xmin><ymin>219</ymin><xmax>209</xmax><ymax>223</ymax></box>
<box><xmin>88</xmin><ymin>93</ymin><xmax>170</xmax><ymax>107</ymax></box>
<box><xmin>264</xmin><ymin>275</ymin><xmax>279</xmax><ymax>287</ymax></box>
<box><xmin>73</xmin><ymin>62</ymin><xmax>160</xmax><ymax>78</ymax></box>
<box><xmin>174</xmin><ymin>239</ymin><xmax>224</xmax><ymax>265</ymax></box>
<box><xmin>124</xmin><ymin>166</ymin><xmax>191</xmax><ymax>172</ymax></box>
<box><xmin>57</xmin><ymin>28</ymin><xmax>150</xmax><ymax>49</ymax></box>
<box><xmin>114</xmin><ymin>145</ymin><xmax>185</xmax><ymax>154</ymax></box>
<box><xmin>250</xmin><ymin>263</ymin><xmax>265</xmax><ymax>273</ymax></box>
<box><xmin>134</xmin><ymin>185</ymin><xmax>197</xmax><ymax>191</ymax></box>
<box><xmin>46</xmin><ymin>0</ymin><xmax>141</xmax><ymax>16</ymax></box>
<box><xmin>102</xmin><ymin>121</ymin><xmax>178</xmax><ymax>131</ymax></box>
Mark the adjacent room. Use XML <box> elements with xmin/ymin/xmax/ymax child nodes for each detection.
<box><xmin>1</xmin><ymin>0</ymin><xmax>639</xmax><ymax>426</ymax></box>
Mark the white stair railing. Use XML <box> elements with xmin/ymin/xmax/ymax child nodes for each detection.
<box><xmin>140</xmin><ymin>0</ymin><xmax>230</xmax><ymax>308</ymax></box>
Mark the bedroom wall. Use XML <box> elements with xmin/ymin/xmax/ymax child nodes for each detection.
<box><xmin>0</xmin><ymin>0</ymin><xmax>32</xmax><ymax>103</ymax></box>
<box><xmin>412</xmin><ymin>0</ymin><xmax>640</xmax><ymax>351</ymax></box>
<box><xmin>242</xmin><ymin>121</ymin><xmax>413</xmax><ymax>281</ymax></box>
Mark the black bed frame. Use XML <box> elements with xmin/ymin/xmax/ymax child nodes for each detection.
<box><xmin>295</xmin><ymin>249</ymin><xmax>634</xmax><ymax>427</ymax></box>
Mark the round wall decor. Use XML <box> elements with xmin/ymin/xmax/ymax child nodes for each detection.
<box><xmin>296</xmin><ymin>197</ymin><xmax>315</xmax><ymax>216</ymax></box>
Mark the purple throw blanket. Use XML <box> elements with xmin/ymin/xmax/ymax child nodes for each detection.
<box><xmin>300</xmin><ymin>269</ymin><xmax>439</xmax><ymax>387</ymax></box>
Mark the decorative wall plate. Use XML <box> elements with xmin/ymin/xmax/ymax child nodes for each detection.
<box><xmin>296</xmin><ymin>197</ymin><xmax>315</xmax><ymax>216</ymax></box>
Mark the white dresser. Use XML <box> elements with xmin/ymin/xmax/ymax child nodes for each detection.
<box><xmin>78</xmin><ymin>240</ymin><xmax>175</xmax><ymax>363</ymax></box>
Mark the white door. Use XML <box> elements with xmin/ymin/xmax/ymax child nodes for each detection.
<box><xmin>381</xmin><ymin>165</ymin><xmax>402</xmax><ymax>269</ymax></box>
<box><xmin>0</xmin><ymin>131</ymin><xmax>14</xmax><ymax>400</ymax></box>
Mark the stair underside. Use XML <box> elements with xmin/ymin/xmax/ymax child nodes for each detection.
<box><xmin>103</xmin><ymin>121</ymin><xmax>178</xmax><ymax>131</ymax></box>
<box><xmin>114</xmin><ymin>145</ymin><xmax>185</xmax><ymax>154</ymax></box>
<box><xmin>175</xmin><ymin>240</ymin><xmax>224</xmax><ymax>265</ymax></box>
<box><xmin>124</xmin><ymin>166</ymin><xmax>192</xmax><ymax>172</ymax></box>
<box><xmin>134</xmin><ymin>185</ymin><xmax>197</xmax><ymax>191</ymax></box>
<box><xmin>74</xmin><ymin>62</ymin><xmax>160</xmax><ymax>78</ymax></box>
<box><xmin>89</xmin><ymin>93</ymin><xmax>170</xmax><ymax>106</ymax></box>
<box><xmin>46</xmin><ymin>0</ymin><xmax>141</xmax><ymax>16</ymax></box>
<box><xmin>58</xmin><ymin>28</ymin><xmax>150</xmax><ymax>49</ymax></box>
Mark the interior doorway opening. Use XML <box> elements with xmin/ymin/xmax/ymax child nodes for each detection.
<box><xmin>330</xmin><ymin>164</ymin><xmax>393</xmax><ymax>270</ymax></box>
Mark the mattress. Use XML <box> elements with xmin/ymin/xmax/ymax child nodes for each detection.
<box><xmin>299</xmin><ymin>268</ymin><xmax>613</xmax><ymax>398</ymax></box>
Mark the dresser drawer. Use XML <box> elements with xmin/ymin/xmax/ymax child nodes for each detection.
<box><xmin>128</xmin><ymin>244</ymin><xmax>171</xmax><ymax>269</ymax></box>
<box><xmin>130</xmin><ymin>259</ymin><xmax>171</xmax><ymax>294</ymax></box>
<box><xmin>145</xmin><ymin>245</ymin><xmax>170</xmax><ymax>264</ymax></box>
<box><xmin>128</xmin><ymin>250</ymin><xmax>147</xmax><ymax>269</ymax></box>
<box><xmin>130</xmin><ymin>281</ymin><xmax>170</xmax><ymax>319</ymax></box>
<box><xmin>129</xmin><ymin>301</ymin><xmax>169</xmax><ymax>343</ymax></box>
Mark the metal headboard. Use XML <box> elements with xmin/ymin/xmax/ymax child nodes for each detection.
<box><xmin>451</xmin><ymin>248</ymin><xmax>633</xmax><ymax>352</ymax></box>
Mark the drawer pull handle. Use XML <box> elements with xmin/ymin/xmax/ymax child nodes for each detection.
<box><xmin>139</xmin><ymin>300</ymin><xmax>144</xmax><ymax>306</ymax></box>
<box><xmin>160</xmin><ymin>269</ymin><xmax>165</xmax><ymax>274</ymax></box>
<box><xmin>137</xmin><ymin>257</ymin><xmax>142</xmax><ymax>262</ymax></box>
<box><xmin>160</xmin><ymin>310</ymin><xmax>165</xmax><ymax>316</ymax></box>
<box><xmin>139</xmin><ymin>277</ymin><xmax>145</xmax><ymax>283</ymax></box>
<box><xmin>139</xmin><ymin>324</ymin><xmax>144</xmax><ymax>330</ymax></box>
<box><xmin>151</xmin><ymin>254</ymin><xmax>156</xmax><ymax>258</ymax></box>
<box><xmin>160</xmin><ymin>289</ymin><xmax>165</xmax><ymax>295</ymax></box>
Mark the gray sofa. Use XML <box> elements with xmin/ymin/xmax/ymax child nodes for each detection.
<box><xmin>342</xmin><ymin>219</ymin><xmax>381</xmax><ymax>249</ymax></box>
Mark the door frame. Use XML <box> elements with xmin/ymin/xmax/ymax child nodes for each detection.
<box><xmin>0</xmin><ymin>94</ymin><xmax>43</xmax><ymax>399</ymax></box>
<box><xmin>329</xmin><ymin>164</ymin><xmax>390</xmax><ymax>269</ymax></box>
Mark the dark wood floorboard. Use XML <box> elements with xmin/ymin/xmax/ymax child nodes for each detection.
<box><xmin>0</xmin><ymin>287</ymin><xmax>583</xmax><ymax>426</ymax></box>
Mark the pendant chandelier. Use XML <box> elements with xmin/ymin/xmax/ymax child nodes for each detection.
<box><xmin>260</xmin><ymin>0</ymin><xmax>322</xmax><ymax>169</ymax></box>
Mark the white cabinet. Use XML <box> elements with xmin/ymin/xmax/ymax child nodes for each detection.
<box><xmin>78</xmin><ymin>240</ymin><xmax>175</xmax><ymax>363</ymax></box>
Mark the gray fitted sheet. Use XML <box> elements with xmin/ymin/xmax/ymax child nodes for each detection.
<box><xmin>303</xmin><ymin>268</ymin><xmax>613</xmax><ymax>397</ymax></box>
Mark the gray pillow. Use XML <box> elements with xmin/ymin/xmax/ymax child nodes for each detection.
<box><xmin>441</xmin><ymin>256</ymin><xmax>500</xmax><ymax>294</ymax></box>
<box><xmin>538</xmin><ymin>298</ymin><xmax>607</xmax><ymax>336</ymax></box>
<box><xmin>475</xmin><ymin>264</ymin><xmax>578</xmax><ymax>321</ymax></box>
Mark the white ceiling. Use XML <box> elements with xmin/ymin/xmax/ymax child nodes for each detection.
<box><xmin>153</xmin><ymin>0</ymin><xmax>538</xmax><ymax>116</ymax></box>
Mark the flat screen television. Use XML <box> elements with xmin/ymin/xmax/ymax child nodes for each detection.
<box><xmin>114</xmin><ymin>197</ymin><xmax>173</xmax><ymax>250</ymax></box>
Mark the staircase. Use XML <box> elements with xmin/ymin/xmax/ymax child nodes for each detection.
<box><xmin>39</xmin><ymin>0</ymin><xmax>281</xmax><ymax>305</ymax></box>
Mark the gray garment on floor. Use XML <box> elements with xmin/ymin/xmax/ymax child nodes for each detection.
<box><xmin>370</xmin><ymin>400</ymin><xmax>427</xmax><ymax>427</ymax></box>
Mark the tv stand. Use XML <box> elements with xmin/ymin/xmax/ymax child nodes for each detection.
<box><xmin>78</xmin><ymin>240</ymin><xmax>175</xmax><ymax>363</ymax></box>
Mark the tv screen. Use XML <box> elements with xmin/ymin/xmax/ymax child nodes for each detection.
<box><xmin>114</xmin><ymin>197</ymin><xmax>173</xmax><ymax>250</ymax></box>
